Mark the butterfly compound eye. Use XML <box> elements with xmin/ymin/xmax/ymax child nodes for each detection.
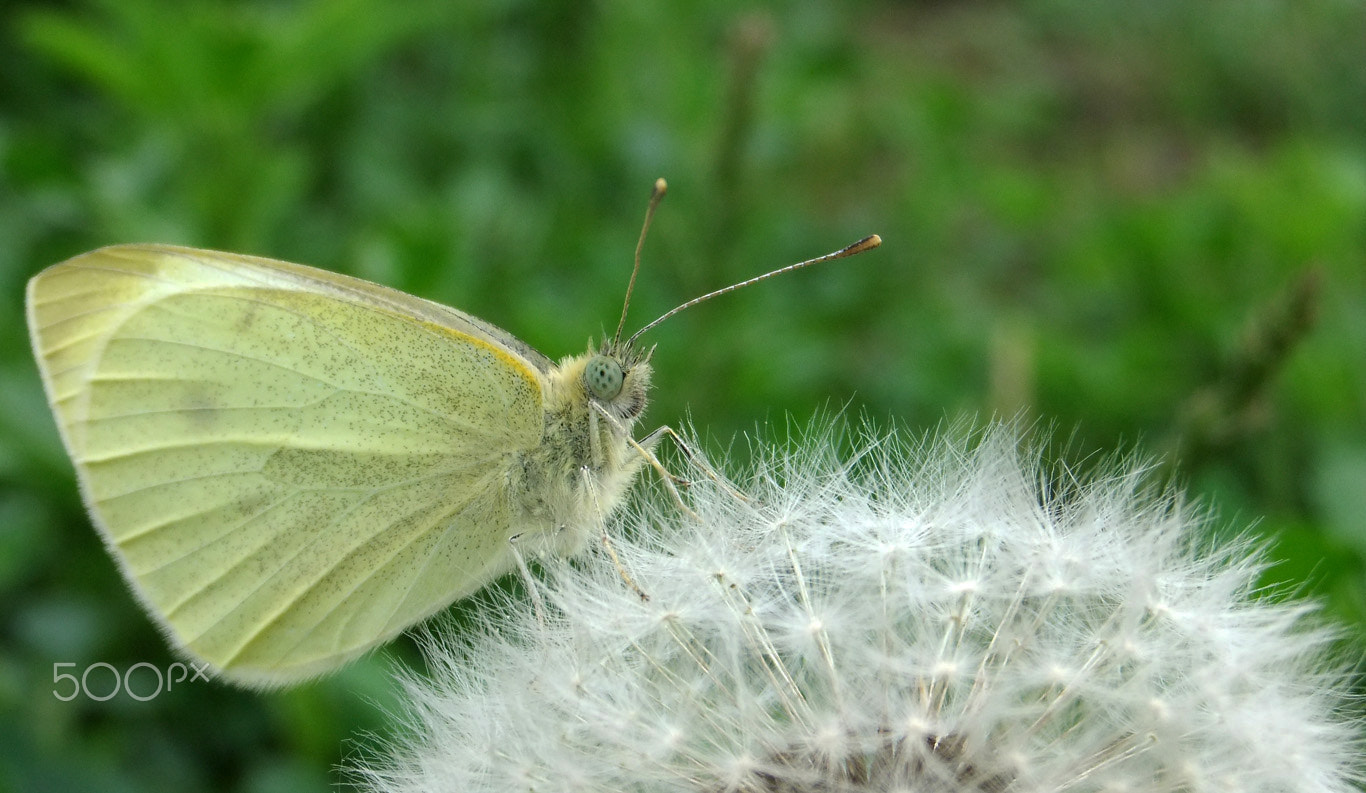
<box><xmin>584</xmin><ymin>355</ymin><xmax>625</xmax><ymax>401</ymax></box>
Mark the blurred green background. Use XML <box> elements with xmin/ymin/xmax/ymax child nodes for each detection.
<box><xmin>2</xmin><ymin>0</ymin><xmax>1364</xmax><ymax>790</ymax></box>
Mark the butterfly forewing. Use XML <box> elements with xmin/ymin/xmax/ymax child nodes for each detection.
<box><xmin>27</xmin><ymin>245</ymin><xmax>546</xmax><ymax>685</ymax></box>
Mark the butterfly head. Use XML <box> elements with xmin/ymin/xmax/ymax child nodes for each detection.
<box><xmin>583</xmin><ymin>339</ymin><xmax>652</xmax><ymax>424</ymax></box>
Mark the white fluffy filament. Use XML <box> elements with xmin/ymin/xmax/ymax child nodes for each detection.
<box><xmin>354</xmin><ymin>419</ymin><xmax>1362</xmax><ymax>793</ymax></box>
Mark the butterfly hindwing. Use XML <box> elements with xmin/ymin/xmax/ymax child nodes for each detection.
<box><xmin>28</xmin><ymin>245</ymin><xmax>546</xmax><ymax>685</ymax></box>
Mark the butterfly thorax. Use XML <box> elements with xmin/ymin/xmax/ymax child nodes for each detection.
<box><xmin>507</xmin><ymin>341</ymin><xmax>653</xmax><ymax>556</ymax></box>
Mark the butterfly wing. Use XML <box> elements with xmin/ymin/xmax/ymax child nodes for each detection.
<box><xmin>27</xmin><ymin>244</ymin><xmax>546</xmax><ymax>687</ymax></box>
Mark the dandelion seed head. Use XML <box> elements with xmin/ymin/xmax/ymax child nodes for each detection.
<box><xmin>354</xmin><ymin>421</ymin><xmax>1362</xmax><ymax>793</ymax></box>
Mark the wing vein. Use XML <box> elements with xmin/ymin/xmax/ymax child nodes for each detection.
<box><xmin>103</xmin><ymin>334</ymin><xmax>484</xmax><ymax>433</ymax></box>
<box><xmin>262</xmin><ymin>482</ymin><xmax>491</xmax><ymax>666</ymax></box>
<box><xmin>102</xmin><ymin>452</ymin><xmax>491</xmax><ymax>508</ymax></box>
<box><xmin>165</xmin><ymin>489</ymin><xmax>377</xmax><ymax>622</ymax></box>
<box><xmin>214</xmin><ymin>479</ymin><xmax>476</xmax><ymax>662</ymax></box>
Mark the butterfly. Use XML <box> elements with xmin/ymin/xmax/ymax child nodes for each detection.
<box><xmin>27</xmin><ymin>178</ymin><xmax>880</xmax><ymax>687</ymax></box>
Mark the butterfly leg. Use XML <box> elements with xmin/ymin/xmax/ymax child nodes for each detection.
<box><xmin>507</xmin><ymin>533</ymin><xmax>548</xmax><ymax>626</ymax></box>
<box><xmin>642</xmin><ymin>424</ymin><xmax>752</xmax><ymax>505</ymax></box>
<box><xmin>597</xmin><ymin>522</ymin><xmax>649</xmax><ymax>602</ymax></box>
<box><xmin>637</xmin><ymin>426</ymin><xmax>695</xmax><ymax>487</ymax></box>
<box><xmin>621</xmin><ymin>431</ymin><xmax>702</xmax><ymax>521</ymax></box>
<box><xmin>591</xmin><ymin>402</ymin><xmax>702</xmax><ymax>521</ymax></box>
<box><xmin>576</xmin><ymin>463</ymin><xmax>651</xmax><ymax>602</ymax></box>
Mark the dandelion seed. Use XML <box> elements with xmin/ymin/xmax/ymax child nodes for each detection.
<box><xmin>354</xmin><ymin>421</ymin><xmax>1362</xmax><ymax>793</ymax></box>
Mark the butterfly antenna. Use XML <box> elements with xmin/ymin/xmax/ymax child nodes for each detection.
<box><xmin>613</xmin><ymin>178</ymin><xmax>669</xmax><ymax>347</ymax></box>
<box><xmin>625</xmin><ymin>233</ymin><xmax>882</xmax><ymax>347</ymax></box>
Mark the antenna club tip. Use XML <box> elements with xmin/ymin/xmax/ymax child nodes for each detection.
<box><xmin>839</xmin><ymin>234</ymin><xmax>881</xmax><ymax>257</ymax></box>
<box><xmin>854</xmin><ymin>234</ymin><xmax>882</xmax><ymax>253</ymax></box>
<box><xmin>653</xmin><ymin>178</ymin><xmax>668</xmax><ymax>196</ymax></box>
